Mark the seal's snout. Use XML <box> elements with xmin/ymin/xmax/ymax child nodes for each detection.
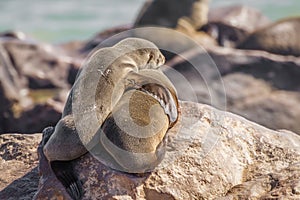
<box><xmin>156</xmin><ymin>51</ymin><xmax>165</xmax><ymax>66</ymax></box>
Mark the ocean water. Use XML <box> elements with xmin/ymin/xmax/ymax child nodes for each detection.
<box><xmin>0</xmin><ymin>0</ymin><xmax>299</xmax><ymax>43</ymax></box>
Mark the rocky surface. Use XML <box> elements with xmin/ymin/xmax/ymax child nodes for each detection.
<box><xmin>0</xmin><ymin>87</ymin><xmax>65</xmax><ymax>133</ymax></box>
<box><xmin>30</xmin><ymin>101</ymin><xmax>300</xmax><ymax>199</ymax></box>
<box><xmin>1</xmin><ymin>2</ymin><xmax>300</xmax><ymax>199</ymax></box>
<box><xmin>223</xmin><ymin>73</ymin><xmax>300</xmax><ymax>132</ymax></box>
<box><xmin>0</xmin><ymin>36</ymin><xmax>80</xmax><ymax>133</ymax></box>
<box><xmin>81</xmin><ymin>24</ymin><xmax>132</xmax><ymax>53</ymax></box>
<box><xmin>0</xmin><ymin>102</ymin><xmax>299</xmax><ymax>199</ymax></box>
<box><xmin>0</xmin><ymin>42</ymin><xmax>30</xmax><ymax>133</ymax></box>
<box><xmin>0</xmin><ymin>133</ymin><xmax>41</xmax><ymax>200</ymax></box>
<box><xmin>2</xmin><ymin>39</ymin><xmax>83</xmax><ymax>89</ymax></box>
<box><xmin>164</xmin><ymin>46</ymin><xmax>300</xmax><ymax>134</ymax></box>
<box><xmin>220</xmin><ymin>161</ymin><xmax>300</xmax><ymax>199</ymax></box>
<box><xmin>10</xmin><ymin>98</ymin><xmax>65</xmax><ymax>133</ymax></box>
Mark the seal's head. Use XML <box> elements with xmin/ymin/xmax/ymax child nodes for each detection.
<box><xmin>115</xmin><ymin>37</ymin><xmax>165</xmax><ymax>70</ymax></box>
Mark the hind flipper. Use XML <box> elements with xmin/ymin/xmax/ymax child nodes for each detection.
<box><xmin>41</xmin><ymin>127</ymin><xmax>84</xmax><ymax>199</ymax></box>
<box><xmin>51</xmin><ymin>161</ymin><xmax>84</xmax><ymax>200</ymax></box>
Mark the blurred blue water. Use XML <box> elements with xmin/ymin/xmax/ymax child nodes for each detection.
<box><xmin>0</xmin><ymin>0</ymin><xmax>299</xmax><ymax>43</ymax></box>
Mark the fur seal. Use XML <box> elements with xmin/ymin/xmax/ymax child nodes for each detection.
<box><xmin>134</xmin><ymin>0</ymin><xmax>210</xmax><ymax>30</ymax></box>
<box><xmin>99</xmin><ymin>82</ymin><xmax>174</xmax><ymax>173</ymax></box>
<box><xmin>175</xmin><ymin>15</ymin><xmax>217</xmax><ymax>47</ymax></box>
<box><xmin>43</xmin><ymin>37</ymin><xmax>166</xmax><ymax>161</ymax></box>
<box><xmin>178</xmin><ymin>0</ymin><xmax>210</xmax><ymax>30</ymax></box>
<box><xmin>41</xmin><ymin>38</ymin><xmax>179</xmax><ymax>199</ymax></box>
<box><xmin>199</xmin><ymin>22</ymin><xmax>248</xmax><ymax>47</ymax></box>
<box><xmin>134</xmin><ymin>0</ymin><xmax>216</xmax><ymax>50</ymax></box>
<box><xmin>237</xmin><ymin>17</ymin><xmax>300</xmax><ymax>56</ymax></box>
<box><xmin>91</xmin><ymin>69</ymin><xmax>179</xmax><ymax>174</ymax></box>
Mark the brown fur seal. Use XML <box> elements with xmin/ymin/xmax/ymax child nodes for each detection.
<box><xmin>176</xmin><ymin>15</ymin><xmax>217</xmax><ymax>47</ymax></box>
<box><xmin>134</xmin><ymin>0</ymin><xmax>216</xmax><ymax>48</ymax></box>
<box><xmin>99</xmin><ymin>85</ymin><xmax>172</xmax><ymax>173</ymax></box>
<box><xmin>41</xmin><ymin>38</ymin><xmax>179</xmax><ymax>199</ymax></box>
<box><xmin>91</xmin><ymin>68</ymin><xmax>179</xmax><ymax>173</ymax></box>
<box><xmin>237</xmin><ymin>17</ymin><xmax>300</xmax><ymax>56</ymax></box>
<box><xmin>134</xmin><ymin>0</ymin><xmax>210</xmax><ymax>30</ymax></box>
<box><xmin>199</xmin><ymin>22</ymin><xmax>248</xmax><ymax>47</ymax></box>
<box><xmin>43</xmin><ymin>37</ymin><xmax>166</xmax><ymax>162</ymax></box>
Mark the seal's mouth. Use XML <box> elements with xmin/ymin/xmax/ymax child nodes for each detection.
<box><xmin>138</xmin><ymin>83</ymin><xmax>178</xmax><ymax>125</ymax></box>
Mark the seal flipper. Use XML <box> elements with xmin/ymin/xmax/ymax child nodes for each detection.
<box><xmin>140</xmin><ymin>83</ymin><xmax>178</xmax><ymax>125</ymax></box>
<box><xmin>125</xmin><ymin>71</ymin><xmax>178</xmax><ymax>126</ymax></box>
<box><xmin>41</xmin><ymin>127</ymin><xmax>84</xmax><ymax>200</ymax></box>
<box><xmin>51</xmin><ymin>161</ymin><xmax>84</xmax><ymax>200</ymax></box>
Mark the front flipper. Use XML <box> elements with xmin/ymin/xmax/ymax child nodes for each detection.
<box><xmin>140</xmin><ymin>83</ymin><xmax>178</xmax><ymax>125</ymax></box>
<box><xmin>125</xmin><ymin>70</ymin><xmax>179</xmax><ymax>126</ymax></box>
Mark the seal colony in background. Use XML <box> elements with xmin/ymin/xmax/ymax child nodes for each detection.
<box><xmin>134</xmin><ymin>0</ymin><xmax>300</xmax><ymax>56</ymax></box>
<box><xmin>37</xmin><ymin>1</ymin><xmax>300</xmax><ymax>199</ymax></box>
<box><xmin>237</xmin><ymin>17</ymin><xmax>300</xmax><ymax>56</ymax></box>
<box><xmin>41</xmin><ymin>38</ymin><xmax>179</xmax><ymax>199</ymax></box>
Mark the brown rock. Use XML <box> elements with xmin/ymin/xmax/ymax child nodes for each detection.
<box><xmin>14</xmin><ymin>99</ymin><xmax>64</xmax><ymax>133</ymax></box>
<box><xmin>207</xmin><ymin>47</ymin><xmax>300</xmax><ymax>90</ymax></box>
<box><xmin>165</xmin><ymin>46</ymin><xmax>300</xmax><ymax>134</ymax></box>
<box><xmin>0</xmin><ymin>133</ymin><xmax>41</xmax><ymax>200</ymax></box>
<box><xmin>0</xmin><ymin>89</ymin><xmax>66</xmax><ymax>133</ymax></box>
<box><xmin>0</xmin><ymin>33</ymin><xmax>77</xmax><ymax>133</ymax></box>
<box><xmin>0</xmin><ymin>42</ymin><xmax>32</xmax><ymax>132</ymax></box>
<box><xmin>220</xmin><ymin>163</ymin><xmax>300</xmax><ymax>199</ymax></box>
<box><xmin>2</xmin><ymin>39</ymin><xmax>75</xmax><ymax>89</ymax></box>
<box><xmin>225</xmin><ymin>75</ymin><xmax>300</xmax><ymax>133</ymax></box>
<box><xmin>81</xmin><ymin>24</ymin><xmax>132</xmax><ymax>54</ymax></box>
<box><xmin>34</xmin><ymin>101</ymin><xmax>300</xmax><ymax>199</ymax></box>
